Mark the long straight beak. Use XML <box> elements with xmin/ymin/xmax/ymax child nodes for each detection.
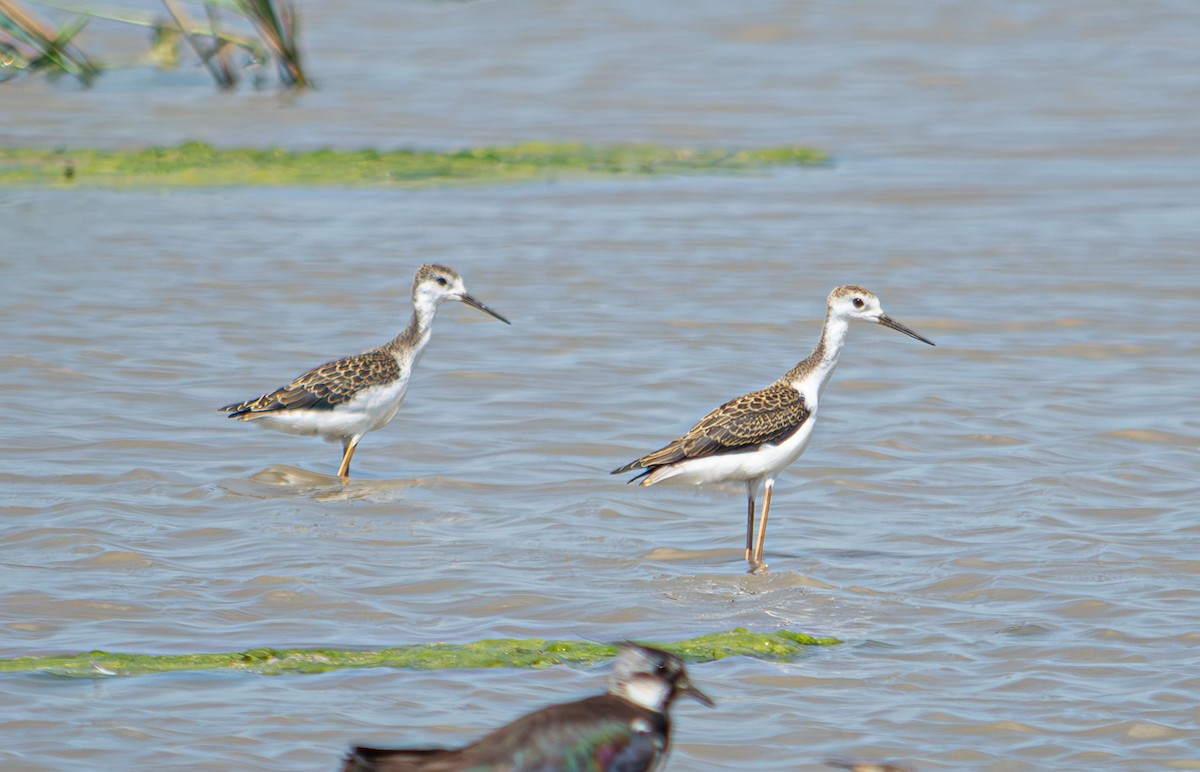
<box><xmin>680</xmin><ymin>678</ymin><xmax>716</xmax><ymax>707</ymax></box>
<box><xmin>877</xmin><ymin>314</ymin><xmax>934</xmax><ymax>346</ymax></box>
<box><xmin>459</xmin><ymin>292</ymin><xmax>511</xmax><ymax>325</ymax></box>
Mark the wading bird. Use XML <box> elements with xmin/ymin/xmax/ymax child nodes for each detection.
<box><xmin>220</xmin><ymin>264</ymin><xmax>509</xmax><ymax>478</ymax></box>
<box><xmin>613</xmin><ymin>285</ymin><xmax>934</xmax><ymax>572</ymax></box>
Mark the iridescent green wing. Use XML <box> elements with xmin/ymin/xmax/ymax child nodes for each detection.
<box><xmin>468</xmin><ymin>696</ymin><xmax>669</xmax><ymax>772</ymax></box>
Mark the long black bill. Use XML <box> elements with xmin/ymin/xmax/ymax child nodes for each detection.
<box><xmin>878</xmin><ymin>314</ymin><xmax>935</xmax><ymax>346</ymax></box>
<box><xmin>680</xmin><ymin>678</ymin><xmax>716</xmax><ymax>707</ymax></box>
<box><xmin>459</xmin><ymin>292</ymin><xmax>511</xmax><ymax>325</ymax></box>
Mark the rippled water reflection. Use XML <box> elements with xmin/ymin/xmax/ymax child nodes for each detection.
<box><xmin>4</xmin><ymin>1</ymin><xmax>1200</xmax><ymax>769</ymax></box>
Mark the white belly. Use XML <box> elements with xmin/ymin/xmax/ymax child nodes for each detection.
<box><xmin>249</xmin><ymin>378</ymin><xmax>410</xmax><ymax>441</ymax></box>
<box><xmin>646</xmin><ymin>410</ymin><xmax>819</xmax><ymax>486</ymax></box>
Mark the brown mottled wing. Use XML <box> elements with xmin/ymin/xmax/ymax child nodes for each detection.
<box><xmin>220</xmin><ymin>350</ymin><xmax>401</xmax><ymax>416</ymax></box>
<box><xmin>613</xmin><ymin>382</ymin><xmax>809</xmax><ymax>473</ymax></box>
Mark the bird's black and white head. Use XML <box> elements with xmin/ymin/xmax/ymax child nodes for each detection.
<box><xmin>412</xmin><ymin>263</ymin><xmax>511</xmax><ymax>324</ymax></box>
<box><xmin>828</xmin><ymin>284</ymin><xmax>934</xmax><ymax>346</ymax></box>
<box><xmin>608</xmin><ymin>643</ymin><xmax>715</xmax><ymax>714</ymax></box>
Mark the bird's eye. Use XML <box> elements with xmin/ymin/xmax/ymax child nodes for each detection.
<box><xmin>852</xmin><ymin>297</ymin><xmax>864</xmax><ymax>308</ymax></box>
<box><xmin>435</xmin><ymin>277</ymin><xmax>449</xmax><ymax>287</ymax></box>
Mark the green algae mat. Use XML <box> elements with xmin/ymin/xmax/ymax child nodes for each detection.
<box><xmin>0</xmin><ymin>629</ymin><xmax>838</xmax><ymax>677</ymax></box>
<box><xmin>0</xmin><ymin>141</ymin><xmax>828</xmax><ymax>187</ymax></box>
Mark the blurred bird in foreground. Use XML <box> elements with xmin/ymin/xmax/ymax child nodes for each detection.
<box><xmin>341</xmin><ymin>643</ymin><xmax>713</xmax><ymax>772</ymax></box>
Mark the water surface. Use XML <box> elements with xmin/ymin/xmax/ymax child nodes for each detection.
<box><xmin>3</xmin><ymin>1</ymin><xmax>1200</xmax><ymax>769</ymax></box>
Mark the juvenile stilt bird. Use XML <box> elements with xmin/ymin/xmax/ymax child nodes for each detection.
<box><xmin>340</xmin><ymin>643</ymin><xmax>714</xmax><ymax>772</ymax></box>
<box><xmin>220</xmin><ymin>264</ymin><xmax>509</xmax><ymax>479</ymax></box>
<box><xmin>612</xmin><ymin>285</ymin><xmax>934</xmax><ymax>573</ymax></box>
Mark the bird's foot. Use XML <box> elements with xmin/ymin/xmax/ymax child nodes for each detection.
<box><xmin>747</xmin><ymin>558</ymin><xmax>768</xmax><ymax>574</ymax></box>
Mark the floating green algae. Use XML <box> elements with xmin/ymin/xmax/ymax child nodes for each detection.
<box><xmin>0</xmin><ymin>629</ymin><xmax>838</xmax><ymax>677</ymax></box>
<box><xmin>0</xmin><ymin>141</ymin><xmax>829</xmax><ymax>187</ymax></box>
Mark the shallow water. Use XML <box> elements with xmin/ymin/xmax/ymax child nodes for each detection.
<box><xmin>3</xmin><ymin>1</ymin><xmax>1200</xmax><ymax>770</ymax></box>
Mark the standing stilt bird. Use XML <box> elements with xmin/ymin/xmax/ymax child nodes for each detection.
<box><xmin>340</xmin><ymin>643</ymin><xmax>714</xmax><ymax>772</ymax></box>
<box><xmin>612</xmin><ymin>285</ymin><xmax>934</xmax><ymax>573</ymax></box>
<box><xmin>220</xmin><ymin>264</ymin><xmax>509</xmax><ymax>479</ymax></box>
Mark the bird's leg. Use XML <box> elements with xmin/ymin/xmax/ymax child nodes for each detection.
<box><xmin>744</xmin><ymin>481</ymin><xmax>757</xmax><ymax>563</ymax></box>
<box><xmin>337</xmin><ymin>436</ymin><xmax>361</xmax><ymax>479</ymax></box>
<box><xmin>749</xmin><ymin>479</ymin><xmax>774</xmax><ymax>573</ymax></box>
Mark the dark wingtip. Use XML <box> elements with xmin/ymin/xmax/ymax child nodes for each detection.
<box><xmin>611</xmin><ymin>467</ymin><xmax>652</xmax><ymax>485</ymax></box>
<box><xmin>610</xmin><ymin>459</ymin><xmax>647</xmax><ymax>477</ymax></box>
<box><xmin>343</xmin><ymin>745</ymin><xmax>448</xmax><ymax>771</ymax></box>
